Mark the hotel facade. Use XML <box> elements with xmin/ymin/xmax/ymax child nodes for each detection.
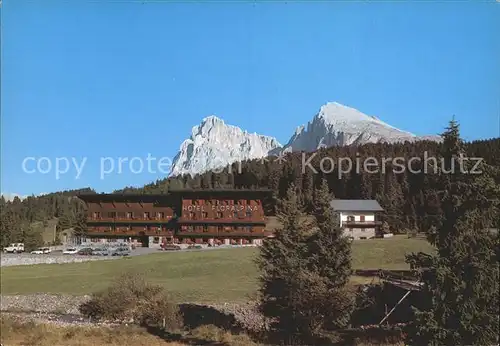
<box><xmin>78</xmin><ymin>189</ymin><xmax>273</xmax><ymax>248</ymax></box>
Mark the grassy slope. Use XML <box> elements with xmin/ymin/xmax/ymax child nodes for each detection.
<box><xmin>1</xmin><ymin>236</ymin><xmax>432</xmax><ymax>302</ymax></box>
<box><xmin>1</xmin><ymin>316</ymin><xmax>184</xmax><ymax>346</ymax></box>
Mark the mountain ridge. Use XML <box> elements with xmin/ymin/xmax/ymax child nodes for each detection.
<box><xmin>169</xmin><ymin>115</ymin><xmax>282</xmax><ymax>177</ymax></box>
<box><xmin>169</xmin><ymin>102</ymin><xmax>440</xmax><ymax>177</ymax></box>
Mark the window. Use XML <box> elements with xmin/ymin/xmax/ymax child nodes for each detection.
<box><xmin>126</xmin><ymin>212</ymin><xmax>133</xmax><ymax>219</ymax></box>
<box><xmin>93</xmin><ymin>212</ymin><xmax>101</xmax><ymax>219</ymax></box>
<box><xmin>108</xmin><ymin>212</ymin><xmax>116</xmax><ymax>218</ymax></box>
<box><xmin>347</xmin><ymin>215</ymin><xmax>355</xmax><ymax>222</ymax></box>
<box><xmin>360</xmin><ymin>215</ymin><xmax>365</xmax><ymax>222</ymax></box>
<box><xmin>144</xmin><ymin>212</ymin><xmax>150</xmax><ymax>219</ymax></box>
<box><xmin>153</xmin><ymin>237</ymin><xmax>159</xmax><ymax>244</ymax></box>
<box><xmin>203</xmin><ymin>225</ymin><xmax>208</xmax><ymax>232</ymax></box>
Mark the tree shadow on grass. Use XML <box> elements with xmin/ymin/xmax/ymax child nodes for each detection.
<box><xmin>179</xmin><ymin>303</ymin><xmax>244</xmax><ymax>333</ymax></box>
<box><xmin>143</xmin><ymin>303</ymin><xmax>246</xmax><ymax>345</ymax></box>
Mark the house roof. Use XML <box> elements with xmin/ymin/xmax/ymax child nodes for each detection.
<box><xmin>77</xmin><ymin>189</ymin><xmax>272</xmax><ymax>202</ymax></box>
<box><xmin>330</xmin><ymin>199</ymin><xmax>384</xmax><ymax>212</ymax></box>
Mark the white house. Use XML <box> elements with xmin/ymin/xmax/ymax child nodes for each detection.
<box><xmin>330</xmin><ymin>199</ymin><xmax>384</xmax><ymax>240</ymax></box>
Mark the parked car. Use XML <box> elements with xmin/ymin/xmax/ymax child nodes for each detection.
<box><xmin>3</xmin><ymin>243</ymin><xmax>24</xmax><ymax>253</ymax></box>
<box><xmin>111</xmin><ymin>248</ymin><xmax>130</xmax><ymax>256</ymax></box>
<box><xmin>162</xmin><ymin>244</ymin><xmax>181</xmax><ymax>251</ymax></box>
<box><xmin>30</xmin><ymin>247</ymin><xmax>51</xmax><ymax>254</ymax></box>
<box><xmin>93</xmin><ymin>248</ymin><xmax>109</xmax><ymax>256</ymax></box>
<box><xmin>63</xmin><ymin>248</ymin><xmax>79</xmax><ymax>255</ymax></box>
<box><xmin>77</xmin><ymin>248</ymin><xmax>93</xmax><ymax>256</ymax></box>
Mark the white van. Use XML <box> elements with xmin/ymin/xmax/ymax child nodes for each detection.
<box><xmin>3</xmin><ymin>243</ymin><xmax>24</xmax><ymax>253</ymax></box>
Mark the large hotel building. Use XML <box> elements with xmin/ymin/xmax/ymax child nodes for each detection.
<box><xmin>78</xmin><ymin>189</ymin><xmax>274</xmax><ymax>247</ymax></box>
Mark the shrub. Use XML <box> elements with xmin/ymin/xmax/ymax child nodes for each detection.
<box><xmin>79</xmin><ymin>272</ymin><xmax>182</xmax><ymax>331</ymax></box>
<box><xmin>135</xmin><ymin>291</ymin><xmax>183</xmax><ymax>331</ymax></box>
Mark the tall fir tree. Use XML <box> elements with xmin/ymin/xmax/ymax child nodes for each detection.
<box><xmin>257</xmin><ymin>184</ymin><xmax>312</xmax><ymax>343</ymax></box>
<box><xmin>405</xmin><ymin>119</ymin><xmax>499</xmax><ymax>346</ymax></box>
<box><xmin>307</xmin><ymin>178</ymin><xmax>355</xmax><ymax>330</ymax></box>
<box><xmin>23</xmin><ymin>224</ymin><xmax>44</xmax><ymax>252</ymax></box>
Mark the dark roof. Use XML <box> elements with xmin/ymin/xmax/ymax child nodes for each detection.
<box><xmin>77</xmin><ymin>194</ymin><xmax>172</xmax><ymax>202</ymax></box>
<box><xmin>330</xmin><ymin>199</ymin><xmax>384</xmax><ymax>212</ymax></box>
<box><xmin>77</xmin><ymin>189</ymin><xmax>272</xmax><ymax>202</ymax></box>
<box><xmin>169</xmin><ymin>188</ymin><xmax>272</xmax><ymax>194</ymax></box>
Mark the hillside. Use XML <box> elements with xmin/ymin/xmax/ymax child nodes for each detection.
<box><xmin>1</xmin><ymin>137</ymin><xmax>499</xmax><ymax>248</ymax></box>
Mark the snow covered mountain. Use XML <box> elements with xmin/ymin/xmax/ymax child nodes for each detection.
<box><xmin>281</xmin><ymin>102</ymin><xmax>438</xmax><ymax>153</ymax></box>
<box><xmin>169</xmin><ymin>102</ymin><xmax>440</xmax><ymax>177</ymax></box>
<box><xmin>169</xmin><ymin>116</ymin><xmax>282</xmax><ymax>177</ymax></box>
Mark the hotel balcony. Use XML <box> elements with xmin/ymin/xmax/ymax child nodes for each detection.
<box><xmin>85</xmin><ymin>228</ymin><xmax>174</xmax><ymax>237</ymax></box>
<box><xmin>87</xmin><ymin>217</ymin><xmax>175</xmax><ymax>223</ymax></box>
<box><xmin>177</xmin><ymin>230</ymin><xmax>272</xmax><ymax>237</ymax></box>
<box><xmin>176</xmin><ymin>217</ymin><xmax>266</xmax><ymax>224</ymax></box>
<box><xmin>342</xmin><ymin>220</ymin><xmax>382</xmax><ymax>227</ymax></box>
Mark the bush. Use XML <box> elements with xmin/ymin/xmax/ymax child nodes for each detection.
<box><xmin>79</xmin><ymin>272</ymin><xmax>182</xmax><ymax>331</ymax></box>
<box><xmin>135</xmin><ymin>291</ymin><xmax>183</xmax><ymax>330</ymax></box>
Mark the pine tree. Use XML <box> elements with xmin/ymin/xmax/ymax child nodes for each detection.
<box><xmin>307</xmin><ymin>178</ymin><xmax>355</xmax><ymax>330</ymax></box>
<box><xmin>405</xmin><ymin>119</ymin><xmax>499</xmax><ymax>345</ymax></box>
<box><xmin>73</xmin><ymin>211</ymin><xmax>88</xmax><ymax>237</ymax></box>
<box><xmin>257</xmin><ymin>184</ymin><xmax>312</xmax><ymax>342</ymax></box>
<box><xmin>301</xmin><ymin>169</ymin><xmax>314</xmax><ymax>211</ymax></box>
<box><xmin>23</xmin><ymin>224</ymin><xmax>44</xmax><ymax>252</ymax></box>
<box><xmin>1</xmin><ymin>209</ymin><xmax>20</xmax><ymax>247</ymax></box>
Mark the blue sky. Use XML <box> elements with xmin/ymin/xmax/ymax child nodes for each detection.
<box><xmin>2</xmin><ymin>0</ymin><xmax>499</xmax><ymax>197</ymax></box>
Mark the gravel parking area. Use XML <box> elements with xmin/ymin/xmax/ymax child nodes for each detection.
<box><xmin>0</xmin><ymin>254</ymin><xmax>120</xmax><ymax>267</ymax></box>
<box><xmin>1</xmin><ymin>245</ymin><xmax>257</xmax><ymax>267</ymax></box>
